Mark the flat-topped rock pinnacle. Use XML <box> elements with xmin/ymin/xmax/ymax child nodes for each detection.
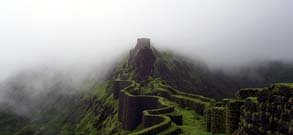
<box><xmin>130</xmin><ymin>38</ymin><xmax>156</xmax><ymax>82</ymax></box>
<box><xmin>134</xmin><ymin>38</ymin><xmax>151</xmax><ymax>54</ymax></box>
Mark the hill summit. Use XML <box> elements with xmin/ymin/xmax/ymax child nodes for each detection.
<box><xmin>129</xmin><ymin>38</ymin><xmax>156</xmax><ymax>82</ymax></box>
<box><xmin>0</xmin><ymin>38</ymin><xmax>292</xmax><ymax>135</ymax></box>
<box><xmin>110</xmin><ymin>38</ymin><xmax>293</xmax><ymax>134</ymax></box>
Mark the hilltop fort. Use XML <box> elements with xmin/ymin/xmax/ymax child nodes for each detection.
<box><xmin>111</xmin><ymin>38</ymin><xmax>292</xmax><ymax>135</ymax></box>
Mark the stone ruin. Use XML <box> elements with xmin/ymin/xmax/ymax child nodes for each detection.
<box><xmin>115</xmin><ymin>80</ymin><xmax>182</xmax><ymax>134</ymax></box>
<box><xmin>206</xmin><ymin>84</ymin><xmax>293</xmax><ymax>135</ymax></box>
<box><xmin>112</xmin><ymin>38</ymin><xmax>293</xmax><ymax>135</ymax></box>
<box><xmin>111</xmin><ymin>39</ymin><xmax>216</xmax><ymax>134</ymax></box>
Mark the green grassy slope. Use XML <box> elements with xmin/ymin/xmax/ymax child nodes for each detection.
<box><xmin>0</xmin><ymin>43</ymin><xmax>292</xmax><ymax>135</ymax></box>
<box><xmin>153</xmin><ymin>51</ymin><xmax>293</xmax><ymax>99</ymax></box>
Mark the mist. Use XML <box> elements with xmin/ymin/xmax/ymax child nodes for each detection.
<box><xmin>0</xmin><ymin>0</ymin><xmax>292</xmax><ymax>114</ymax></box>
<box><xmin>1</xmin><ymin>0</ymin><xmax>293</xmax><ymax>78</ymax></box>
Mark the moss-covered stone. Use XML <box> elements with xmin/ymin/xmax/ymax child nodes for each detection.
<box><xmin>237</xmin><ymin>83</ymin><xmax>293</xmax><ymax>135</ymax></box>
<box><xmin>236</xmin><ymin>88</ymin><xmax>263</xmax><ymax>99</ymax></box>
<box><xmin>210</xmin><ymin>107</ymin><xmax>226</xmax><ymax>134</ymax></box>
<box><xmin>225</xmin><ymin>100</ymin><xmax>244</xmax><ymax>134</ymax></box>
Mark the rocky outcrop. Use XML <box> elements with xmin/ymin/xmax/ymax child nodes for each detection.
<box><xmin>129</xmin><ymin>38</ymin><xmax>156</xmax><ymax>82</ymax></box>
<box><xmin>134</xmin><ymin>38</ymin><xmax>151</xmax><ymax>54</ymax></box>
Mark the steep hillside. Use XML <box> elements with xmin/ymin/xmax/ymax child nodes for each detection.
<box><xmin>0</xmin><ymin>38</ymin><xmax>292</xmax><ymax>135</ymax></box>
<box><xmin>151</xmin><ymin>51</ymin><xmax>293</xmax><ymax>99</ymax></box>
<box><xmin>0</xmin><ymin>108</ymin><xmax>28</xmax><ymax>135</ymax></box>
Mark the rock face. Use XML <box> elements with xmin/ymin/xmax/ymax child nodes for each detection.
<box><xmin>130</xmin><ymin>38</ymin><xmax>156</xmax><ymax>82</ymax></box>
<box><xmin>134</xmin><ymin>38</ymin><xmax>151</xmax><ymax>53</ymax></box>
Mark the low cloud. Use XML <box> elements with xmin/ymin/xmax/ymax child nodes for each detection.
<box><xmin>0</xmin><ymin>0</ymin><xmax>292</xmax><ymax>113</ymax></box>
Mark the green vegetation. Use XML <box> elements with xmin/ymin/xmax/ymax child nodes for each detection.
<box><xmin>0</xmin><ymin>111</ymin><xmax>28</xmax><ymax>135</ymax></box>
<box><xmin>1</xmin><ymin>41</ymin><xmax>292</xmax><ymax>135</ymax></box>
<box><xmin>175</xmin><ymin>104</ymin><xmax>211</xmax><ymax>135</ymax></box>
<box><xmin>0</xmin><ymin>82</ymin><xmax>126</xmax><ymax>135</ymax></box>
<box><xmin>272</xmin><ymin>82</ymin><xmax>293</xmax><ymax>89</ymax></box>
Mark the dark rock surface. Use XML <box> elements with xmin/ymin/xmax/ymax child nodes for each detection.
<box><xmin>130</xmin><ymin>38</ymin><xmax>156</xmax><ymax>82</ymax></box>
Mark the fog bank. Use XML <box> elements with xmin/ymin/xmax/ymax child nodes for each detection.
<box><xmin>0</xmin><ymin>0</ymin><xmax>292</xmax><ymax>91</ymax></box>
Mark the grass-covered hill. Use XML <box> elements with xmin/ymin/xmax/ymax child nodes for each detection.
<box><xmin>0</xmin><ymin>38</ymin><xmax>292</xmax><ymax>135</ymax></box>
<box><xmin>151</xmin><ymin>50</ymin><xmax>293</xmax><ymax>99</ymax></box>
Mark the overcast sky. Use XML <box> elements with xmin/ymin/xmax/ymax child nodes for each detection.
<box><xmin>0</xmin><ymin>0</ymin><xmax>292</xmax><ymax>81</ymax></box>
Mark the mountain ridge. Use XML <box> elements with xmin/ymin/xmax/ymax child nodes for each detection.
<box><xmin>0</xmin><ymin>38</ymin><xmax>292</xmax><ymax>134</ymax></box>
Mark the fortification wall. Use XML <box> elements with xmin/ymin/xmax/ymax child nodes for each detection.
<box><xmin>210</xmin><ymin>107</ymin><xmax>226</xmax><ymax>133</ymax></box>
<box><xmin>166</xmin><ymin>113</ymin><xmax>183</xmax><ymax>126</ymax></box>
<box><xmin>238</xmin><ymin>84</ymin><xmax>292</xmax><ymax>135</ymax></box>
<box><xmin>205</xmin><ymin>109</ymin><xmax>212</xmax><ymax>132</ymax></box>
<box><xmin>156</xmin><ymin>82</ymin><xmax>214</xmax><ymax>115</ymax></box>
<box><xmin>205</xmin><ymin>83</ymin><xmax>292</xmax><ymax>135</ymax></box>
<box><xmin>116</xmin><ymin>80</ymin><xmax>182</xmax><ymax>133</ymax></box>
<box><xmin>225</xmin><ymin>100</ymin><xmax>244</xmax><ymax>134</ymax></box>
<box><xmin>119</xmin><ymin>89</ymin><xmax>159</xmax><ymax>130</ymax></box>
<box><xmin>236</xmin><ymin>88</ymin><xmax>263</xmax><ymax>99</ymax></box>
<box><xmin>118</xmin><ymin>81</ymin><xmax>137</xmax><ymax>121</ymax></box>
<box><xmin>136</xmin><ymin>104</ymin><xmax>181</xmax><ymax>135</ymax></box>
<box><xmin>171</xmin><ymin>95</ymin><xmax>207</xmax><ymax>115</ymax></box>
<box><xmin>113</xmin><ymin>80</ymin><xmax>132</xmax><ymax>99</ymax></box>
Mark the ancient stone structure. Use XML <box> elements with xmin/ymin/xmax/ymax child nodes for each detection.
<box><xmin>237</xmin><ymin>84</ymin><xmax>292</xmax><ymax>135</ymax></box>
<box><xmin>113</xmin><ymin>81</ymin><xmax>132</xmax><ymax>99</ymax></box>
<box><xmin>206</xmin><ymin>84</ymin><xmax>292</xmax><ymax>135</ymax></box>
<box><xmin>113</xmin><ymin>39</ymin><xmax>216</xmax><ymax>134</ymax></box>
<box><xmin>154</xmin><ymin>82</ymin><xmax>215</xmax><ymax>115</ymax></box>
<box><xmin>210</xmin><ymin>107</ymin><xmax>226</xmax><ymax>133</ymax></box>
<box><xmin>116</xmin><ymin>80</ymin><xmax>182</xmax><ymax>134</ymax></box>
<box><xmin>225</xmin><ymin>100</ymin><xmax>244</xmax><ymax>134</ymax></box>
<box><xmin>114</xmin><ymin>77</ymin><xmax>215</xmax><ymax>134</ymax></box>
<box><xmin>206</xmin><ymin>109</ymin><xmax>212</xmax><ymax>132</ymax></box>
<box><xmin>236</xmin><ymin>88</ymin><xmax>263</xmax><ymax>99</ymax></box>
<box><xmin>113</xmin><ymin>38</ymin><xmax>293</xmax><ymax>135</ymax></box>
